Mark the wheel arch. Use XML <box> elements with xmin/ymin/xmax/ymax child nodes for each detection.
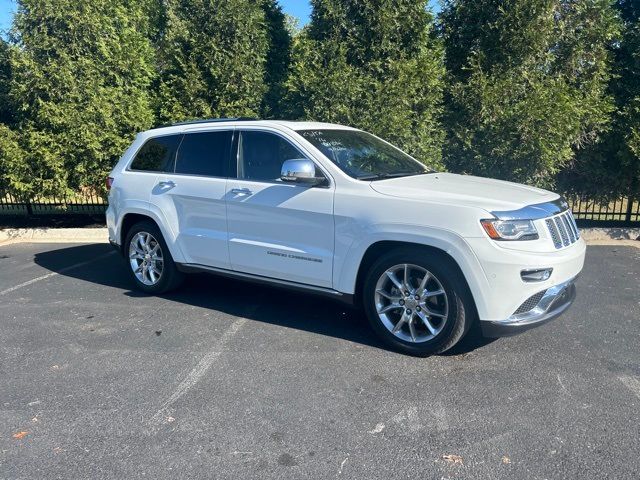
<box><xmin>354</xmin><ymin>241</ymin><xmax>475</xmax><ymax>311</ymax></box>
<box><xmin>119</xmin><ymin>213</ymin><xmax>157</xmax><ymax>254</ymax></box>
<box><xmin>117</xmin><ymin>210</ymin><xmax>185</xmax><ymax>263</ymax></box>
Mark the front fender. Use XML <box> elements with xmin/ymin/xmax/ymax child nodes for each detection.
<box><xmin>333</xmin><ymin>223</ymin><xmax>491</xmax><ymax>319</ymax></box>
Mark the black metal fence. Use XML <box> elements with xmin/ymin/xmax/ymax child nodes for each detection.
<box><xmin>1</xmin><ymin>191</ymin><xmax>638</xmax><ymax>226</ymax></box>
<box><xmin>0</xmin><ymin>192</ymin><xmax>107</xmax><ymax>216</ymax></box>
<box><xmin>567</xmin><ymin>196</ymin><xmax>639</xmax><ymax>226</ymax></box>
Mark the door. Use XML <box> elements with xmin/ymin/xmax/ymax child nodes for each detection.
<box><xmin>126</xmin><ymin>132</ymin><xmax>182</xmax><ymax>217</ymax></box>
<box><xmin>226</xmin><ymin>130</ymin><xmax>335</xmax><ymax>288</ymax></box>
<box><xmin>151</xmin><ymin>129</ymin><xmax>232</xmax><ymax>268</ymax></box>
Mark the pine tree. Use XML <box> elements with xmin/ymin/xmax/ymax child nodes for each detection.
<box><xmin>620</xmin><ymin>3</ymin><xmax>640</xmax><ymax>176</ymax></box>
<box><xmin>441</xmin><ymin>0</ymin><xmax>619</xmax><ymax>188</ymax></box>
<box><xmin>286</xmin><ymin>0</ymin><xmax>446</xmax><ymax>169</ymax></box>
<box><xmin>561</xmin><ymin>0</ymin><xmax>640</xmax><ymax>202</ymax></box>
<box><xmin>0</xmin><ymin>38</ymin><xmax>21</xmax><ymax>195</ymax></box>
<box><xmin>2</xmin><ymin>0</ymin><xmax>156</xmax><ymax>197</ymax></box>
<box><xmin>156</xmin><ymin>0</ymin><xmax>270</xmax><ymax>122</ymax></box>
<box><xmin>261</xmin><ymin>0</ymin><xmax>292</xmax><ymax>118</ymax></box>
<box><xmin>558</xmin><ymin>0</ymin><xmax>639</xmax><ymax>199</ymax></box>
<box><xmin>0</xmin><ymin>38</ymin><xmax>12</xmax><ymax>125</ymax></box>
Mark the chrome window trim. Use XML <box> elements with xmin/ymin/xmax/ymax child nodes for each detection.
<box><xmin>126</xmin><ymin>128</ymin><xmax>235</xmax><ymax>178</ymax></box>
<box><xmin>491</xmin><ymin>197</ymin><xmax>570</xmax><ymax>221</ymax></box>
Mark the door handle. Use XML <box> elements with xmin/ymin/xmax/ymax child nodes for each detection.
<box><xmin>158</xmin><ymin>180</ymin><xmax>176</xmax><ymax>188</ymax></box>
<box><xmin>231</xmin><ymin>188</ymin><xmax>252</xmax><ymax>195</ymax></box>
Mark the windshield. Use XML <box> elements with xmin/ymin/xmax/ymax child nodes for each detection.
<box><xmin>297</xmin><ymin>129</ymin><xmax>429</xmax><ymax>180</ymax></box>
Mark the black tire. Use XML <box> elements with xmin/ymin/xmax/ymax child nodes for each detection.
<box><xmin>362</xmin><ymin>247</ymin><xmax>475</xmax><ymax>356</ymax></box>
<box><xmin>124</xmin><ymin>220</ymin><xmax>184</xmax><ymax>294</ymax></box>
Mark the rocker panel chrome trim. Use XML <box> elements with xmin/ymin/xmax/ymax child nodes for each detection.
<box><xmin>176</xmin><ymin>263</ymin><xmax>354</xmax><ymax>304</ymax></box>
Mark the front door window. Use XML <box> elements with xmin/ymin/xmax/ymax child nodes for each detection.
<box><xmin>237</xmin><ymin>131</ymin><xmax>309</xmax><ymax>182</ymax></box>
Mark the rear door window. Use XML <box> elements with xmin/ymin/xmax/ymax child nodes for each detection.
<box><xmin>175</xmin><ymin>131</ymin><xmax>233</xmax><ymax>177</ymax></box>
<box><xmin>130</xmin><ymin>135</ymin><xmax>182</xmax><ymax>172</ymax></box>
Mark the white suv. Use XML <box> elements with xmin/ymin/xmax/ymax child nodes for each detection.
<box><xmin>106</xmin><ymin>118</ymin><xmax>585</xmax><ymax>356</ymax></box>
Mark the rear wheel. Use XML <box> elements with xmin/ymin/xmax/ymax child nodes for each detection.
<box><xmin>362</xmin><ymin>249</ymin><xmax>474</xmax><ymax>356</ymax></box>
<box><xmin>124</xmin><ymin>221</ymin><xmax>184</xmax><ymax>294</ymax></box>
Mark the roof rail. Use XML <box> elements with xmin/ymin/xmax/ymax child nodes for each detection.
<box><xmin>170</xmin><ymin>117</ymin><xmax>258</xmax><ymax>127</ymax></box>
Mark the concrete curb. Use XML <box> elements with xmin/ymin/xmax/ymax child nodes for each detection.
<box><xmin>0</xmin><ymin>226</ymin><xmax>638</xmax><ymax>247</ymax></box>
<box><xmin>578</xmin><ymin>227</ymin><xmax>640</xmax><ymax>242</ymax></box>
<box><xmin>0</xmin><ymin>227</ymin><xmax>108</xmax><ymax>246</ymax></box>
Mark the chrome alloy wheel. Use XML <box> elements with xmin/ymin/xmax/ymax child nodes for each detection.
<box><xmin>129</xmin><ymin>232</ymin><xmax>164</xmax><ymax>286</ymax></box>
<box><xmin>374</xmin><ymin>263</ymin><xmax>449</xmax><ymax>343</ymax></box>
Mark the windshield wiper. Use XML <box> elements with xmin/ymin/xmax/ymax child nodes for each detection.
<box><xmin>357</xmin><ymin>171</ymin><xmax>428</xmax><ymax>181</ymax></box>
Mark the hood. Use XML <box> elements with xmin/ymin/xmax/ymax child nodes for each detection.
<box><xmin>369</xmin><ymin>172</ymin><xmax>558</xmax><ymax>214</ymax></box>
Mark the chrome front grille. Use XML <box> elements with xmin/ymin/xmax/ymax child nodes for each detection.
<box><xmin>545</xmin><ymin>210</ymin><xmax>580</xmax><ymax>249</ymax></box>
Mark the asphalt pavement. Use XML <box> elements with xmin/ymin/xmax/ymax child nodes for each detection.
<box><xmin>1</xmin><ymin>242</ymin><xmax>639</xmax><ymax>479</ymax></box>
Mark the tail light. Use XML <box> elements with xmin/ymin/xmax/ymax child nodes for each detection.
<box><xmin>106</xmin><ymin>176</ymin><xmax>114</xmax><ymax>190</ymax></box>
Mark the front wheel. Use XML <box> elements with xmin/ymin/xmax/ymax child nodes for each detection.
<box><xmin>362</xmin><ymin>249</ymin><xmax>474</xmax><ymax>356</ymax></box>
<box><xmin>124</xmin><ymin>221</ymin><xmax>184</xmax><ymax>294</ymax></box>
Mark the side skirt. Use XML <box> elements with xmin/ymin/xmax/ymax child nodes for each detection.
<box><xmin>176</xmin><ymin>263</ymin><xmax>355</xmax><ymax>306</ymax></box>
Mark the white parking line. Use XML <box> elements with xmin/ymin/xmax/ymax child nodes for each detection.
<box><xmin>148</xmin><ymin>316</ymin><xmax>249</xmax><ymax>427</ymax></box>
<box><xmin>619</xmin><ymin>375</ymin><xmax>640</xmax><ymax>400</ymax></box>
<box><xmin>0</xmin><ymin>251</ymin><xmax>117</xmax><ymax>296</ymax></box>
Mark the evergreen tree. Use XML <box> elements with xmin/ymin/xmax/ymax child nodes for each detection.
<box><xmin>441</xmin><ymin>0</ymin><xmax>619</xmax><ymax>188</ymax></box>
<box><xmin>0</xmin><ymin>39</ymin><xmax>22</xmax><ymax>195</ymax></box>
<box><xmin>2</xmin><ymin>0</ymin><xmax>156</xmax><ymax>197</ymax></box>
<box><xmin>156</xmin><ymin>0</ymin><xmax>270</xmax><ymax>122</ymax></box>
<box><xmin>261</xmin><ymin>0</ymin><xmax>293</xmax><ymax>118</ymax></box>
<box><xmin>286</xmin><ymin>0</ymin><xmax>446</xmax><ymax>169</ymax></box>
<box><xmin>621</xmin><ymin>4</ymin><xmax>640</xmax><ymax>178</ymax></box>
<box><xmin>557</xmin><ymin>0</ymin><xmax>639</xmax><ymax>199</ymax></box>
<box><xmin>284</xmin><ymin>13</ymin><xmax>302</xmax><ymax>38</ymax></box>
<box><xmin>0</xmin><ymin>38</ymin><xmax>12</xmax><ymax>125</ymax></box>
<box><xmin>0</xmin><ymin>125</ymin><xmax>27</xmax><ymax>195</ymax></box>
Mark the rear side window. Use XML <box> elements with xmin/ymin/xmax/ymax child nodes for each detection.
<box><xmin>130</xmin><ymin>135</ymin><xmax>181</xmax><ymax>172</ymax></box>
<box><xmin>175</xmin><ymin>131</ymin><xmax>232</xmax><ymax>177</ymax></box>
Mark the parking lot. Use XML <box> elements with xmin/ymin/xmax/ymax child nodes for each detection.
<box><xmin>1</xmin><ymin>242</ymin><xmax>639</xmax><ymax>479</ymax></box>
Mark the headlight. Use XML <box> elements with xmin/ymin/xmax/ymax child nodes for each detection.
<box><xmin>480</xmin><ymin>219</ymin><xmax>539</xmax><ymax>241</ymax></box>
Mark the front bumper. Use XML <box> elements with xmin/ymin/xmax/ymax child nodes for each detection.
<box><xmin>480</xmin><ymin>277</ymin><xmax>577</xmax><ymax>337</ymax></box>
<box><xmin>465</xmin><ymin>236</ymin><xmax>585</xmax><ymax>320</ymax></box>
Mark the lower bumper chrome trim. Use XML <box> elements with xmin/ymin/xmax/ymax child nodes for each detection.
<box><xmin>480</xmin><ymin>277</ymin><xmax>577</xmax><ymax>337</ymax></box>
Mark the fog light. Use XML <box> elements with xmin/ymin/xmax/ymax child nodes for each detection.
<box><xmin>521</xmin><ymin>268</ymin><xmax>553</xmax><ymax>282</ymax></box>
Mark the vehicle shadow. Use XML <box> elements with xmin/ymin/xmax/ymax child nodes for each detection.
<box><xmin>34</xmin><ymin>243</ymin><xmax>495</xmax><ymax>357</ymax></box>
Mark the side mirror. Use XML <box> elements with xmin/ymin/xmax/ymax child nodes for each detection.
<box><xmin>281</xmin><ymin>159</ymin><xmax>325</xmax><ymax>185</ymax></box>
